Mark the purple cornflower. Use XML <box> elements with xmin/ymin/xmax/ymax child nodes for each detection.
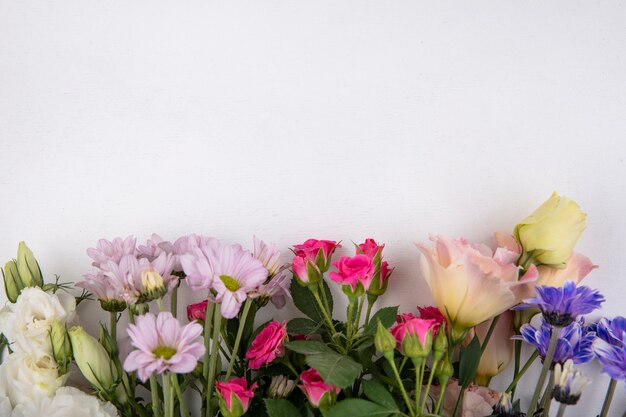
<box><xmin>124</xmin><ymin>312</ymin><xmax>205</xmax><ymax>382</ymax></box>
<box><xmin>518</xmin><ymin>281</ymin><xmax>604</xmax><ymax>326</ymax></box>
<box><xmin>519</xmin><ymin>318</ymin><xmax>596</xmax><ymax>365</ymax></box>
<box><xmin>594</xmin><ymin>342</ymin><xmax>626</xmax><ymax>381</ymax></box>
<box><xmin>593</xmin><ymin>316</ymin><xmax>626</xmax><ymax>348</ymax></box>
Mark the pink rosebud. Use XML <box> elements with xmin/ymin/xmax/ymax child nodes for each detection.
<box><xmin>215</xmin><ymin>377</ymin><xmax>257</xmax><ymax>417</ymax></box>
<box><xmin>293</xmin><ymin>239</ymin><xmax>340</xmax><ymax>272</ymax></box>
<box><xmin>328</xmin><ymin>255</ymin><xmax>375</xmax><ymax>293</ymax></box>
<box><xmin>187</xmin><ymin>300</ymin><xmax>208</xmax><ymax>322</ymax></box>
<box><xmin>390</xmin><ymin>313</ymin><xmax>437</xmax><ymax>352</ymax></box>
<box><xmin>356</xmin><ymin>238</ymin><xmax>384</xmax><ymax>259</ymax></box>
<box><xmin>299</xmin><ymin>368</ymin><xmax>340</xmax><ymax>409</ymax></box>
<box><xmin>245</xmin><ymin>321</ymin><xmax>288</xmax><ymax>369</ymax></box>
<box><xmin>292</xmin><ymin>254</ymin><xmax>321</xmax><ymax>285</ymax></box>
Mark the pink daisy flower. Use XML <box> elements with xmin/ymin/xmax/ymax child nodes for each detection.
<box><xmin>123</xmin><ymin>312</ymin><xmax>205</xmax><ymax>382</ymax></box>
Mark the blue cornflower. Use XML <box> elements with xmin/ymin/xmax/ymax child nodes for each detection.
<box><xmin>594</xmin><ymin>342</ymin><xmax>626</xmax><ymax>381</ymax></box>
<box><xmin>519</xmin><ymin>281</ymin><xmax>604</xmax><ymax>326</ymax></box>
<box><xmin>519</xmin><ymin>318</ymin><xmax>596</xmax><ymax>365</ymax></box>
<box><xmin>593</xmin><ymin>316</ymin><xmax>626</xmax><ymax>347</ymax></box>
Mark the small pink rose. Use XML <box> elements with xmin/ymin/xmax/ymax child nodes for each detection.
<box><xmin>215</xmin><ymin>377</ymin><xmax>257</xmax><ymax>416</ymax></box>
<box><xmin>187</xmin><ymin>300</ymin><xmax>208</xmax><ymax>322</ymax></box>
<box><xmin>292</xmin><ymin>254</ymin><xmax>320</xmax><ymax>285</ymax></box>
<box><xmin>329</xmin><ymin>255</ymin><xmax>375</xmax><ymax>291</ymax></box>
<box><xmin>390</xmin><ymin>313</ymin><xmax>437</xmax><ymax>350</ymax></box>
<box><xmin>299</xmin><ymin>368</ymin><xmax>340</xmax><ymax>408</ymax></box>
<box><xmin>245</xmin><ymin>321</ymin><xmax>287</xmax><ymax>369</ymax></box>
<box><xmin>293</xmin><ymin>239</ymin><xmax>340</xmax><ymax>272</ymax></box>
<box><xmin>356</xmin><ymin>238</ymin><xmax>384</xmax><ymax>258</ymax></box>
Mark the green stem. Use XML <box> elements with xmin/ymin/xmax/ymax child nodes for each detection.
<box><xmin>346</xmin><ymin>299</ymin><xmax>355</xmax><ymax>342</ymax></box>
<box><xmin>527</xmin><ymin>326</ymin><xmax>561</xmax><ymax>417</ymax></box>
<box><xmin>452</xmin><ymin>388</ymin><xmax>464</xmax><ymax>417</ymax></box>
<box><xmin>414</xmin><ymin>359</ymin><xmax>425</xmax><ymax>416</ymax></box>
<box><xmin>512</xmin><ymin>339</ymin><xmax>522</xmax><ymax>397</ymax></box>
<box><xmin>319</xmin><ymin>282</ymin><xmax>333</xmax><ymax>316</ymax></box>
<box><xmin>355</xmin><ymin>295</ymin><xmax>365</xmax><ymax>330</ymax></box>
<box><xmin>149</xmin><ymin>375</ymin><xmax>161</xmax><ymax>417</ymax></box>
<box><xmin>599</xmin><ymin>379</ymin><xmax>617</xmax><ymax>417</ymax></box>
<box><xmin>157</xmin><ymin>298</ymin><xmax>165</xmax><ymax>311</ymax></box>
<box><xmin>128</xmin><ymin>309</ymin><xmax>136</xmax><ymax>324</ymax></box>
<box><xmin>170</xmin><ymin>287</ymin><xmax>178</xmax><ymax>318</ymax></box>
<box><xmin>163</xmin><ymin>372</ymin><xmax>172</xmax><ymax>417</ymax></box>
<box><xmin>386</xmin><ymin>356</ymin><xmax>414</xmax><ymax>416</ymax></box>
<box><xmin>556</xmin><ymin>403</ymin><xmax>567</xmax><ymax>417</ymax></box>
<box><xmin>311</xmin><ymin>287</ymin><xmax>337</xmax><ymax>335</ymax></box>
<box><xmin>225</xmin><ymin>299</ymin><xmax>252</xmax><ymax>380</ymax></box>
<box><xmin>540</xmin><ymin>370</ymin><xmax>554</xmax><ymax>417</ymax></box>
<box><xmin>110</xmin><ymin>312</ymin><xmax>117</xmax><ymax>341</ymax></box>
<box><xmin>171</xmin><ymin>373</ymin><xmax>191</xmax><ymax>417</ymax></box>
<box><xmin>420</xmin><ymin>359</ymin><xmax>439</xmax><ymax>415</ymax></box>
<box><xmin>206</xmin><ymin>308</ymin><xmax>223</xmax><ymax>417</ymax></box>
<box><xmin>201</xmin><ymin>303</ymin><xmax>215</xmax><ymax>417</ymax></box>
<box><xmin>434</xmin><ymin>380</ymin><xmax>448</xmax><ymax>414</ymax></box>
<box><xmin>506</xmin><ymin>350</ymin><xmax>539</xmax><ymax>393</ymax></box>
<box><xmin>480</xmin><ymin>315</ymin><xmax>499</xmax><ymax>354</ymax></box>
<box><xmin>364</xmin><ymin>298</ymin><xmax>375</xmax><ymax>327</ymax></box>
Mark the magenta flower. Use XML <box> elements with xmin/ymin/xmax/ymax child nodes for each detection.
<box><xmin>299</xmin><ymin>368</ymin><xmax>340</xmax><ymax>409</ymax></box>
<box><xmin>181</xmin><ymin>239</ymin><xmax>268</xmax><ymax>319</ymax></box>
<box><xmin>123</xmin><ymin>312</ymin><xmax>205</xmax><ymax>382</ymax></box>
<box><xmin>245</xmin><ymin>321</ymin><xmax>287</xmax><ymax>369</ymax></box>
<box><xmin>292</xmin><ymin>254</ymin><xmax>321</xmax><ymax>285</ymax></box>
<box><xmin>187</xmin><ymin>300</ymin><xmax>209</xmax><ymax>322</ymax></box>
<box><xmin>355</xmin><ymin>238</ymin><xmax>393</xmax><ymax>296</ymax></box>
<box><xmin>293</xmin><ymin>239</ymin><xmax>340</xmax><ymax>272</ymax></box>
<box><xmin>215</xmin><ymin>377</ymin><xmax>257</xmax><ymax>417</ymax></box>
<box><xmin>356</xmin><ymin>238</ymin><xmax>384</xmax><ymax>258</ymax></box>
<box><xmin>329</xmin><ymin>255</ymin><xmax>375</xmax><ymax>292</ymax></box>
<box><xmin>390</xmin><ymin>313</ymin><xmax>437</xmax><ymax>353</ymax></box>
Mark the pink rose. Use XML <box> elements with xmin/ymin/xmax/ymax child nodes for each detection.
<box><xmin>390</xmin><ymin>313</ymin><xmax>437</xmax><ymax>351</ymax></box>
<box><xmin>187</xmin><ymin>300</ymin><xmax>209</xmax><ymax>322</ymax></box>
<box><xmin>299</xmin><ymin>368</ymin><xmax>340</xmax><ymax>409</ymax></box>
<box><xmin>329</xmin><ymin>255</ymin><xmax>375</xmax><ymax>292</ymax></box>
<box><xmin>246</xmin><ymin>321</ymin><xmax>287</xmax><ymax>369</ymax></box>
<box><xmin>292</xmin><ymin>254</ymin><xmax>321</xmax><ymax>285</ymax></box>
<box><xmin>293</xmin><ymin>239</ymin><xmax>340</xmax><ymax>272</ymax></box>
<box><xmin>356</xmin><ymin>238</ymin><xmax>384</xmax><ymax>258</ymax></box>
<box><xmin>356</xmin><ymin>238</ymin><xmax>393</xmax><ymax>296</ymax></box>
<box><xmin>215</xmin><ymin>377</ymin><xmax>257</xmax><ymax>417</ymax></box>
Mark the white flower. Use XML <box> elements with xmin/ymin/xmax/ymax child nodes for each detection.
<box><xmin>0</xmin><ymin>287</ymin><xmax>76</xmax><ymax>358</ymax></box>
<box><xmin>0</xmin><ymin>352</ymin><xmax>65</xmax><ymax>407</ymax></box>
<box><xmin>12</xmin><ymin>387</ymin><xmax>119</xmax><ymax>417</ymax></box>
<box><xmin>0</xmin><ymin>393</ymin><xmax>11</xmax><ymax>416</ymax></box>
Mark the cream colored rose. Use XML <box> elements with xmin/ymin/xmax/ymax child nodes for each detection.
<box><xmin>12</xmin><ymin>387</ymin><xmax>119</xmax><ymax>417</ymax></box>
<box><xmin>514</xmin><ymin>192</ymin><xmax>586</xmax><ymax>267</ymax></box>
<box><xmin>0</xmin><ymin>287</ymin><xmax>76</xmax><ymax>358</ymax></box>
<box><xmin>0</xmin><ymin>353</ymin><xmax>66</xmax><ymax>407</ymax></box>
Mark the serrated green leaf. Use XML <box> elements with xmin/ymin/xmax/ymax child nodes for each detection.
<box><xmin>290</xmin><ymin>279</ymin><xmax>333</xmax><ymax>323</ymax></box>
<box><xmin>327</xmin><ymin>399</ymin><xmax>394</xmax><ymax>417</ymax></box>
<box><xmin>264</xmin><ymin>398</ymin><xmax>303</xmax><ymax>417</ymax></box>
<box><xmin>362</xmin><ymin>380</ymin><xmax>398</xmax><ymax>410</ymax></box>
<box><xmin>364</xmin><ymin>306</ymin><xmax>399</xmax><ymax>335</ymax></box>
<box><xmin>459</xmin><ymin>335</ymin><xmax>481</xmax><ymax>388</ymax></box>
<box><xmin>287</xmin><ymin>318</ymin><xmax>323</xmax><ymax>336</ymax></box>
<box><xmin>285</xmin><ymin>341</ymin><xmax>362</xmax><ymax>388</ymax></box>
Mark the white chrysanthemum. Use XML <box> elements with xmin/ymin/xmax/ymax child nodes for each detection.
<box><xmin>0</xmin><ymin>287</ymin><xmax>76</xmax><ymax>358</ymax></box>
<box><xmin>12</xmin><ymin>387</ymin><xmax>119</xmax><ymax>417</ymax></box>
<box><xmin>0</xmin><ymin>352</ymin><xmax>65</xmax><ymax>408</ymax></box>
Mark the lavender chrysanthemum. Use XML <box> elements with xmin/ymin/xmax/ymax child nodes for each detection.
<box><xmin>123</xmin><ymin>312</ymin><xmax>205</xmax><ymax>382</ymax></box>
<box><xmin>87</xmin><ymin>236</ymin><xmax>137</xmax><ymax>268</ymax></box>
<box><xmin>519</xmin><ymin>318</ymin><xmax>596</xmax><ymax>365</ymax></box>
<box><xmin>519</xmin><ymin>281</ymin><xmax>604</xmax><ymax>326</ymax></box>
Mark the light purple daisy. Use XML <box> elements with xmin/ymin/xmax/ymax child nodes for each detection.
<box><xmin>181</xmin><ymin>239</ymin><xmax>268</xmax><ymax>318</ymax></box>
<box><xmin>87</xmin><ymin>236</ymin><xmax>137</xmax><ymax>268</ymax></box>
<box><xmin>253</xmin><ymin>236</ymin><xmax>282</xmax><ymax>277</ymax></box>
<box><xmin>123</xmin><ymin>312</ymin><xmax>205</xmax><ymax>382</ymax></box>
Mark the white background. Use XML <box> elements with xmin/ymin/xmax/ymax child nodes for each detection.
<box><xmin>1</xmin><ymin>1</ymin><xmax>625</xmax><ymax>415</ymax></box>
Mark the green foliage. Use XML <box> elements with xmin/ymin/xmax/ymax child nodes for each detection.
<box><xmin>264</xmin><ymin>399</ymin><xmax>303</xmax><ymax>417</ymax></box>
<box><xmin>285</xmin><ymin>341</ymin><xmax>362</xmax><ymax>388</ymax></box>
<box><xmin>363</xmin><ymin>306</ymin><xmax>398</xmax><ymax>335</ymax></box>
<box><xmin>459</xmin><ymin>335</ymin><xmax>481</xmax><ymax>388</ymax></box>
<box><xmin>327</xmin><ymin>399</ymin><xmax>396</xmax><ymax>417</ymax></box>
<box><xmin>362</xmin><ymin>380</ymin><xmax>398</xmax><ymax>411</ymax></box>
<box><xmin>290</xmin><ymin>279</ymin><xmax>333</xmax><ymax>323</ymax></box>
<box><xmin>287</xmin><ymin>318</ymin><xmax>324</xmax><ymax>337</ymax></box>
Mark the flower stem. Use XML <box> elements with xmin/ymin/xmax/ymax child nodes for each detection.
<box><xmin>506</xmin><ymin>350</ymin><xmax>539</xmax><ymax>393</ymax></box>
<box><xmin>157</xmin><ymin>298</ymin><xmax>165</xmax><ymax>311</ymax></box>
<box><xmin>225</xmin><ymin>298</ymin><xmax>252</xmax><ymax>380</ymax></box>
<box><xmin>414</xmin><ymin>359</ymin><xmax>425</xmax><ymax>416</ymax></box>
<box><xmin>452</xmin><ymin>387</ymin><xmax>464</xmax><ymax>417</ymax></box>
<box><xmin>364</xmin><ymin>297</ymin><xmax>375</xmax><ymax>327</ymax></box>
<box><xmin>163</xmin><ymin>371</ymin><xmax>175</xmax><ymax>417</ymax></box>
<box><xmin>311</xmin><ymin>287</ymin><xmax>337</xmax><ymax>335</ymax></box>
<box><xmin>110</xmin><ymin>311</ymin><xmax>117</xmax><ymax>341</ymax></box>
<box><xmin>556</xmin><ymin>403</ymin><xmax>567</xmax><ymax>417</ymax></box>
<box><xmin>355</xmin><ymin>294</ymin><xmax>365</xmax><ymax>330</ymax></box>
<box><xmin>511</xmin><ymin>339</ymin><xmax>522</xmax><ymax>397</ymax></box>
<box><xmin>599</xmin><ymin>379</ymin><xmax>617</xmax><ymax>417</ymax></box>
<box><xmin>171</xmin><ymin>373</ymin><xmax>191</xmax><ymax>417</ymax></box>
<box><xmin>434</xmin><ymin>379</ymin><xmax>448</xmax><ymax>415</ymax></box>
<box><xmin>420</xmin><ymin>358</ymin><xmax>439</xmax><ymax>415</ymax></box>
<box><xmin>170</xmin><ymin>287</ymin><xmax>178</xmax><ymax>318</ymax></box>
<box><xmin>149</xmin><ymin>375</ymin><xmax>161</xmax><ymax>417</ymax></box>
<box><xmin>480</xmin><ymin>315</ymin><xmax>499</xmax><ymax>354</ymax></box>
<box><xmin>540</xmin><ymin>370</ymin><xmax>554</xmax><ymax>417</ymax></box>
<box><xmin>385</xmin><ymin>356</ymin><xmax>414</xmax><ymax>416</ymax></box>
<box><xmin>206</xmin><ymin>308</ymin><xmax>223</xmax><ymax>417</ymax></box>
<box><xmin>201</xmin><ymin>302</ymin><xmax>215</xmax><ymax>417</ymax></box>
<box><xmin>527</xmin><ymin>326</ymin><xmax>560</xmax><ymax>417</ymax></box>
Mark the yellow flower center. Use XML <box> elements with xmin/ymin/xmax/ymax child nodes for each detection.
<box><xmin>220</xmin><ymin>275</ymin><xmax>240</xmax><ymax>292</ymax></box>
<box><xmin>153</xmin><ymin>346</ymin><xmax>177</xmax><ymax>360</ymax></box>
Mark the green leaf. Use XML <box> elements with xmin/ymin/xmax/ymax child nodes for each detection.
<box><xmin>459</xmin><ymin>335</ymin><xmax>481</xmax><ymax>388</ymax></box>
<box><xmin>362</xmin><ymin>380</ymin><xmax>398</xmax><ymax>410</ymax></box>
<box><xmin>264</xmin><ymin>398</ymin><xmax>303</xmax><ymax>417</ymax></box>
<box><xmin>287</xmin><ymin>318</ymin><xmax>323</xmax><ymax>336</ymax></box>
<box><xmin>327</xmin><ymin>399</ymin><xmax>394</xmax><ymax>417</ymax></box>
<box><xmin>363</xmin><ymin>306</ymin><xmax>399</xmax><ymax>335</ymax></box>
<box><xmin>285</xmin><ymin>341</ymin><xmax>362</xmax><ymax>388</ymax></box>
<box><xmin>290</xmin><ymin>279</ymin><xmax>333</xmax><ymax>323</ymax></box>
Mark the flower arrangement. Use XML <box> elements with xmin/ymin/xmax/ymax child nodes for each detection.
<box><xmin>0</xmin><ymin>192</ymin><xmax>623</xmax><ymax>417</ymax></box>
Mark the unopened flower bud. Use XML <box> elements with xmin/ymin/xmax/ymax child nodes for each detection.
<box><xmin>99</xmin><ymin>324</ymin><xmax>119</xmax><ymax>358</ymax></box>
<box><xmin>375</xmin><ymin>321</ymin><xmax>396</xmax><ymax>360</ymax></box>
<box><xmin>68</xmin><ymin>326</ymin><xmax>117</xmax><ymax>393</ymax></box>
<box><xmin>402</xmin><ymin>330</ymin><xmax>432</xmax><ymax>360</ymax></box>
<box><xmin>17</xmin><ymin>242</ymin><xmax>44</xmax><ymax>288</ymax></box>
<box><xmin>139</xmin><ymin>267</ymin><xmax>167</xmax><ymax>302</ymax></box>
<box><xmin>436</xmin><ymin>358</ymin><xmax>454</xmax><ymax>386</ymax></box>
<box><xmin>49</xmin><ymin>320</ymin><xmax>72</xmax><ymax>374</ymax></box>
<box><xmin>493</xmin><ymin>392</ymin><xmax>518</xmax><ymax>417</ymax></box>
<box><xmin>553</xmin><ymin>359</ymin><xmax>591</xmax><ymax>405</ymax></box>
<box><xmin>269</xmin><ymin>375</ymin><xmax>297</xmax><ymax>398</ymax></box>
<box><xmin>433</xmin><ymin>329</ymin><xmax>448</xmax><ymax>362</ymax></box>
<box><xmin>2</xmin><ymin>260</ymin><xmax>21</xmax><ymax>303</ymax></box>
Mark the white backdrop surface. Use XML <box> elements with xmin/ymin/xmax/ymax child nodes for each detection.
<box><xmin>1</xmin><ymin>1</ymin><xmax>625</xmax><ymax>415</ymax></box>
